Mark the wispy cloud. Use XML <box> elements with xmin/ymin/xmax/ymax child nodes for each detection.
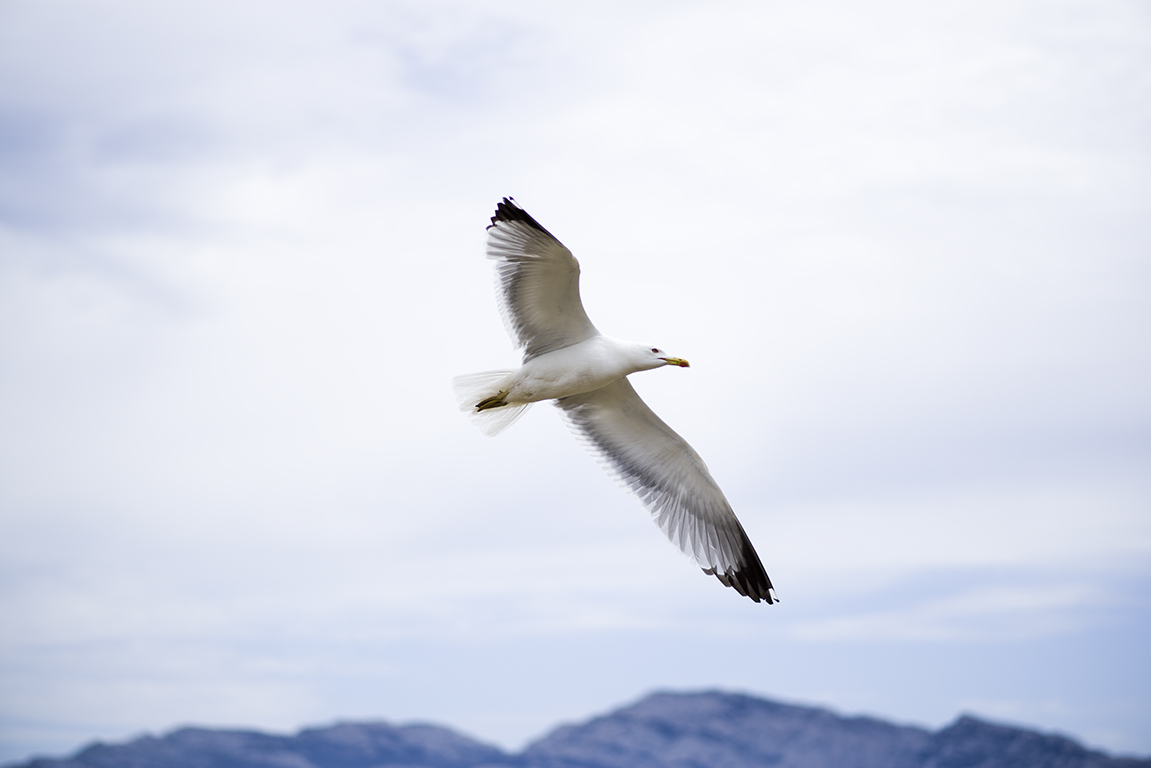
<box><xmin>789</xmin><ymin>582</ymin><xmax>1103</xmax><ymax>642</ymax></box>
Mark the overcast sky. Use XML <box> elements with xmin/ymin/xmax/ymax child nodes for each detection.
<box><xmin>1</xmin><ymin>0</ymin><xmax>1149</xmax><ymax>764</ymax></box>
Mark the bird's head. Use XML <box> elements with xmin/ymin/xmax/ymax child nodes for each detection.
<box><xmin>636</xmin><ymin>344</ymin><xmax>689</xmax><ymax>371</ymax></box>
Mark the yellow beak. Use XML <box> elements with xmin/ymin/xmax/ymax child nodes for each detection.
<box><xmin>661</xmin><ymin>357</ymin><xmax>690</xmax><ymax>368</ymax></box>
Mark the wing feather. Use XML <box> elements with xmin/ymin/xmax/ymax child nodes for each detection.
<box><xmin>555</xmin><ymin>378</ymin><xmax>776</xmax><ymax>603</ymax></box>
<box><xmin>486</xmin><ymin>198</ymin><xmax>599</xmax><ymax>360</ymax></box>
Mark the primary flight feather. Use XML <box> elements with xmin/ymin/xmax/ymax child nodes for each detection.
<box><xmin>453</xmin><ymin>198</ymin><xmax>776</xmax><ymax>603</ymax></box>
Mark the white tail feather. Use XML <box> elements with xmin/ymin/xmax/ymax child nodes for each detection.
<box><xmin>451</xmin><ymin>370</ymin><xmax>530</xmax><ymax>437</ymax></box>
<box><xmin>468</xmin><ymin>401</ymin><xmax>531</xmax><ymax>436</ymax></box>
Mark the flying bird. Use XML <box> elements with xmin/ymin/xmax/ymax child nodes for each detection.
<box><xmin>453</xmin><ymin>198</ymin><xmax>776</xmax><ymax>603</ymax></box>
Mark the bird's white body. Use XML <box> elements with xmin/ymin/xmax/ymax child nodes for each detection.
<box><xmin>503</xmin><ymin>336</ymin><xmax>670</xmax><ymax>404</ymax></box>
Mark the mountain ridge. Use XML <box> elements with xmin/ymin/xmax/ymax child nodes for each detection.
<box><xmin>9</xmin><ymin>690</ymin><xmax>1149</xmax><ymax>768</ymax></box>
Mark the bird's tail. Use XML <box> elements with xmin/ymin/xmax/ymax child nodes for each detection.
<box><xmin>451</xmin><ymin>370</ymin><xmax>531</xmax><ymax>437</ymax></box>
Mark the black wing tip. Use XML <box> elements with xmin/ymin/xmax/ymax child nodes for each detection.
<box><xmin>488</xmin><ymin>197</ymin><xmax>560</xmax><ymax>239</ymax></box>
<box><xmin>703</xmin><ymin>533</ymin><xmax>777</xmax><ymax>604</ymax></box>
<box><xmin>704</xmin><ymin>567</ymin><xmax>777</xmax><ymax>604</ymax></box>
<box><xmin>701</xmin><ymin>521</ymin><xmax>776</xmax><ymax>603</ymax></box>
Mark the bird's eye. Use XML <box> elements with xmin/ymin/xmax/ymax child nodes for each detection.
<box><xmin>651</xmin><ymin>348</ymin><xmax>659</xmax><ymax>353</ymax></box>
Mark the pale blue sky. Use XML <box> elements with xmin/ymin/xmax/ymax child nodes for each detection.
<box><xmin>1</xmin><ymin>0</ymin><xmax>1149</xmax><ymax>764</ymax></box>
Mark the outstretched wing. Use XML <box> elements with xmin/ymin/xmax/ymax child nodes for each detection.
<box><xmin>555</xmin><ymin>378</ymin><xmax>776</xmax><ymax>603</ymax></box>
<box><xmin>486</xmin><ymin>198</ymin><xmax>600</xmax><ymax>361</ymax></box>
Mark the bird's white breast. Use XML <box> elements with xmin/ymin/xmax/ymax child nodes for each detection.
<box><xmin>506</xmin><ymin>336</ymin><xmax>640</xmax><ymax>403</ymax></box>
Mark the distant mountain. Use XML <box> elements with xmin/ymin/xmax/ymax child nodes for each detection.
<box><xmin>10</xmin><ymin>690</ymin><xmax>1149</xmax><ymax>768</ymax></box>
<box><xmin>12</xmin><ymin>721</ymin><xmax>512</xmax><ymax>768</ymax></box>
<box><xmin>520</xmin><ymin>692</ymin><xmax>1150</xmax><ymax>768</ymax></box>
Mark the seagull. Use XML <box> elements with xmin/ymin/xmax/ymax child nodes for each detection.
<box><xmin>453</xmin><ymin>198</ymin><xmax>776</xmax><ymax>603</ymax></box>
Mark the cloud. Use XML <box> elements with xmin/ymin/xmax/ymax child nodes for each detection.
<box><xmin>789</xmin><ymin>582</ymin><xmax>1103</xmax><ymax>642</ymax></box>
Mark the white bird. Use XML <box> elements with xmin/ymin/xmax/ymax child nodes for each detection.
<box><xmin>454</xmin><ymin>198</ymin><xmax>776</xmax><ymax>603</ymax></box>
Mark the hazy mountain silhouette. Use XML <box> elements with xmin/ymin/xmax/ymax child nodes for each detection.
<box><xmin>11</xmin><ymin>690</ymin><xmax>1149</xmax><ymax>768</ymax></box>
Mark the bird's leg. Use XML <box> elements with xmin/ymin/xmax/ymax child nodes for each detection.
<box><xmin>475</xmin><ymin>390</ymin><xmax>510</xmax><ymax>411</ymax></box>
